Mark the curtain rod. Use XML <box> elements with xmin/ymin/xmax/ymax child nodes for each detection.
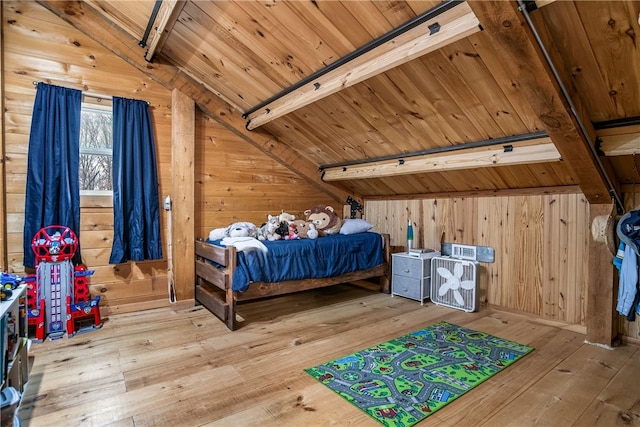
<box><xmin>32</xmin><ymin>81</ymin><xmax>111</xmax><ymax>101</ymax></box>
<box><xmin>31</xmin><ymin>81</ymin><xmax>150</xmax><ymax>105</ymax></box>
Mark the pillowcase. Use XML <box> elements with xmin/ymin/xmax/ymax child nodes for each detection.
<box><xmin>340</xmin><ymin>218</ymin><xmax>374</xmax><ymax>235</ymax></box>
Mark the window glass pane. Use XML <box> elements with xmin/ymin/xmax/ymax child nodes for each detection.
<box><xmin>80</xmin><ymin>107</ymin><xmax>113</xmax><ymax>192</ymax></box>
<box><xmin>79</xmin><ymin>153</ymin><xmax>112</xmax><ymax>191</ymax></box>
<box><xmin>80</xmin><ymin>109</ymin><xmax>112</xmax><ymax>150</ymax></box>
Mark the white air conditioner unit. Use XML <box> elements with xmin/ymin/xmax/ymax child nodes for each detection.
<box><xmin>430</xmin><ymin>256</ymin><xmax>478</xmax><ymax>312</ymax></box>
<box><xmin>451</xmin><ymin>243</ymin><xmax>477</xmax><ymax>261</ymax></box>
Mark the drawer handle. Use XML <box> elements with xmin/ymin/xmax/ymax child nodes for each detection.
<box><xmin>404</xmin><ymin>269</ymin><xmax>410</xmax><ymax>273</ymax></box>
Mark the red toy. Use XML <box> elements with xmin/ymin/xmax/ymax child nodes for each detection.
<box><xmin>25</xmin><ymin>225</ymin><xmax>101</xmax><ymax>341</ymax></box>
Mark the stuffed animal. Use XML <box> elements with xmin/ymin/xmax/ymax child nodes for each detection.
<box><xmin>306</xmin><ymin>224</ymin><xmax>318</xmax><ymax>239</ymax></box>
<box><xmin>209</xmin><ymin>221</ymin><xmax>258</xmax><ymax>241</ymax></box>
<box><xmin>274</xmin><ymin>221</ymin><xmax>289</xmax><ymax>239</ymax></box>
<box><xmin>257</xmin><ymin>214</ymin><xmax>282</xmax><ymax>241</ymax></box>
<box><xmin>304</xmin><ymin>205</ymin><xmax>342</xmax><ymax>237</ymax></box>
<box><xmin>284</xmin><ymin>223</ymin><xmax>299</xmax><ymax>240</ymax></box>
<box><xmin>292</xmin><ymin>220</ymin><xmax>318</xmax><ymax>239</ymax></box>
<box><xmin>279</xmin><ymin>211</ymin><xmax>296</xmax><ymax>224</ymax></box>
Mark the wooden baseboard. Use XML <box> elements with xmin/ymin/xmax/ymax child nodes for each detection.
<box><xmin>100</xmin><ymin>298</ymin><xmax>195</xmax><ymax>315</ymax></box>
<box><xmin>488</xmin><ymin>303</ymin><xmax>587</xmax><ymax>335</ymax></box>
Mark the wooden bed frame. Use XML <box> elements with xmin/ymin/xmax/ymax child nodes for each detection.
<box><xmin>194</xmin><ymin>233</ymin><xmax>391</xmax><ymax>330</ymax></box>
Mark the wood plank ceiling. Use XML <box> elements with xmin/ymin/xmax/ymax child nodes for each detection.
<box><xmin>40</xmin><ymin>0</ymin><xmax>640</xmax><ymax>205</ymax></box>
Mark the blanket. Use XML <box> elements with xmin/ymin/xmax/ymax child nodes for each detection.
<box><xmin>209</xmin><ymin>232</ymin><xmax>385</xmax><ymax>292</ymax></box>
<box><xmin>220</xmin><ymin>236</ymin><xmax>268</xmax><ymax>253</ymax></box>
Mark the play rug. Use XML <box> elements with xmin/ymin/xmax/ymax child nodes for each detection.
<box><xmin>305</xmin><ymin>321</ymin><xmax>533</xmax><ymax>427</ymax></box>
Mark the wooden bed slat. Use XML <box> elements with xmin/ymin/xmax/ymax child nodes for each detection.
<box><xmin>195</xmin><ymin>284</ymin><xmax>229</xmax><ymax>322</ymax></box>
<box><xmin>195</xmin><ymin>239</ymin><xmax>227</xmax><ymax>266</ymax></box>
<box><xmin>195</xmin><ymin>259</ymin><xmax>228</xmax><ymax>291</ymax></box>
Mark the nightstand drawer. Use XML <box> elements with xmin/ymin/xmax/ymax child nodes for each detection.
<box><xmin>391</xmin><ymin>275</ymin><xmax>431</xmax><ymax>302</ymax></box>
<box><xmin>392</xmin><ymin>275</ymin><xmax>423</xmax><ymax>300</ymax></box>
<box><xmin>392</xmin><ymin>256</ymin><xmax>427</xmax><ymax>278</ymax></box>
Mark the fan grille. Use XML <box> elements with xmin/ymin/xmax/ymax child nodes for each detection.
<box><xmin>430</xmin><ymin>256</ymin><xmax>478</xmax><ymax>312</ymax></box>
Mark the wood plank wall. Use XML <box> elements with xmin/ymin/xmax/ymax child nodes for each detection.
<box><xmin>3</xmin><ymin>1</ymin><xmax>635</xmax><ymax>342</ymax></box>
<box><xmin>0</xmin><ymin>4</ymin><xmax>6</xmax><ymax>270</ymax></box>
<box><xmin>193</xmin><ymin>110</ymin><xmax>339</xmax><ymax>239</ymax></box>
<box><xmin>365</xmin><ymin>195</ymin><xmax>591</xmax><ymax>326</ymax></box>
<box><xmin>366</xmin><ymin>194</ymin><xmax>638</xmax><ymax>343</ymax></box>
<box><xmin>2</xmin><ymin>1</ymin><xmax>336</xmax><ymax>314</ymax></box>
<box><xmin>3</xmin><ymin>1</ymin><xmax>174</xmax><ymax>314</ymax></box>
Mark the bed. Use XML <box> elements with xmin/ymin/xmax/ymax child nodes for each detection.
<box><xmin>194</xmin><ymin>232</ymin><xmax>391</xmax><ymax>330</ymax></box>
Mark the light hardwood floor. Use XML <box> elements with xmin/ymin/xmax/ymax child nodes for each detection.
<box><xmin>18</xmin><ymin>284</ymin><xmax>640</xmax><ymax>426</ymax></box>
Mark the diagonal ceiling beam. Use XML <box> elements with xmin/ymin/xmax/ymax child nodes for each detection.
<box><xmin>245</xmin><ymin>1</ymin><xmax>481</xmax><ymax>130</ymax></box>
<box><xmin>37</xmin><ymin>0</ymin><xmax>355</xmax><ymax>206</ymax></box>
<box><xmin>467</xmin><ymin>0</ymin><xmax>619</xmax><ymax>206</ymax></box>
<box><xmin>144</xmin><ymin>0</ymin><xmax>186</xmax><ymax>62</ymax></box>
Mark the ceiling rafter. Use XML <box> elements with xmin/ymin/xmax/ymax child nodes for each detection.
<box><xmin>245</xmin><ymin>0</ymin><xmax>481</xmax><ymax>130</ymax></box>
<box><xmin>36</xmin><ymin>0</ymin><xmax>356</xmax><ymax>206</ymax></box>
<box><xmin>467</xmin><ymin>0</ymin><xmax>617</xmax><ymax>205</ymax></box>
<box><xmin>321</xmin><ymin>137</ymin><xmax>559</xmax><ymax>181</ymax></box>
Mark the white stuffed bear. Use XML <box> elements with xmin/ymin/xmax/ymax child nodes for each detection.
<box><xmin>306</xmin><ymin>223</ymin><xmax>319</xmax><ymax>239</ymax></box>
<box><xmin>209</xmin><ymin>222</ymin><xmax>258</xmax><ymax>241</ymax></box>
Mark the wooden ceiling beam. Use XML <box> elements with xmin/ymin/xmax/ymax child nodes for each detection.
<box><xmin>467</xmin><ymin>0</ymin><xmax>618</xmax><ymax>206</ymax></box>
<box><xmin>597</xmin><ymin>125</ymin><xmax>640</xmax><ymax>156</ymax></box>
<box><xmin>245</xmin><ymin>1</ymin><xmax>481</xmax><ymax>130</ymax></box>
<box><xmin>534</xmin><ymin>0</ymin><xmax>558</xmax><ymax>8</ymax></box>
<box><xmin>144</xmin><ymin>0</ymin><xmax>186</xmax><ymax>62</ymax></box>
<box><xmin>322</xmin><ymin>138</ymin><xmax>559</xmax><ymax>181</ymax></box>
<box><xmin>37</xmin><ymin>0</ymin><xmax>356</xmax><ymax>206</ymax></box>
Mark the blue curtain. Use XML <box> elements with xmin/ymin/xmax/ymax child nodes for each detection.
<box><xmin>24</xmin><ymin>83</ymin><xmax>82</xmax><ymax>268</ymax></box>
<box><xmin>109</xmin><ymin>97</ymin><xmax>162</xmax><ymax>264</ymax></box>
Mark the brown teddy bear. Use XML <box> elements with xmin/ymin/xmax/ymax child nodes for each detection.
<box><xmin>304</xmin><ymin>205</ymin><xmax>342</xmax><ymax>237</ymax></box>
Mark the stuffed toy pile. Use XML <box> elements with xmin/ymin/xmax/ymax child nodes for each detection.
<box><xmin>209</xmin><ymin>205</ymin><xmax>344</xmax><ymax>242</ymax></box>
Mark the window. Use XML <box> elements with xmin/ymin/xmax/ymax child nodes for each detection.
<box><xmin>79</xmin><ymin>104</ymin><xmax>112</xmax><ymax>194</ymax></box>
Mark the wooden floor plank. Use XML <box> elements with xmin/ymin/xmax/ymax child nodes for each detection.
<box><xmin>19</xmin><ymin>286</ymin><xmax>640</xmax><ymax>426</ymax></box>
<box><xmin>574</xmin><ymin>346</ymin><xmax>640</xmax><ymax>426</ymax></box>
<box><xmin>480</xmin><ymin>342</ymin><xmax>637</xmax><ymax>426</ymax></box>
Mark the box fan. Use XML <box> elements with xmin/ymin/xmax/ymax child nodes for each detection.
<box><xmin>430</xmin><ymin>244</ymin><xmax>478</xmax><ymax>312</ymax></box>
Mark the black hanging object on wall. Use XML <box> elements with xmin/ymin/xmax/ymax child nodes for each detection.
<box><xmin>347</xmin><ymin>196</ymin><xmax>363</xmax><ymax>219</ymax></box>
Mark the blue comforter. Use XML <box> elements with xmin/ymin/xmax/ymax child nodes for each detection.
<box><xmin>209</xmin><ymin>232</ymin><xmax>385</xmax><ymax>292</ymax></box>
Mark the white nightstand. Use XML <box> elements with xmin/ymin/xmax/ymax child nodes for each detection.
<box><xmin>391</xmin><ymin>251</ymin><xmax>440</xmax><ymax>304</ymax></box>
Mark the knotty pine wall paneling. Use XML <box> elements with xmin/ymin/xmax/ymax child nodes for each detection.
<box><xmin>3</xmin><ymin>1</ymin><xmax>338</xmax><ymax>315</ymax></box>
<box><xmin>193</xmin><ymin>111</ymin><xmax>338</xmax><ymax>239</ymax></box>
<box><xmin>365</xmin><ymin>194</ymin><xmax>590</xmax><ymax>327</ymax></box>
<box><xmin>0</xmin><ymin>3</ymin><xmax>6</xmax><ymax>270</ymax></box>
<box><xmin>3</xmin><ymin>1</ymin><xmax>174</xmax><ymax>315</ymax></box>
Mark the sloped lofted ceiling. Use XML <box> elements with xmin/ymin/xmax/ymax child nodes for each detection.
<box><xmin>40</xmin><ymin>0</ymin><xmax>640</xmax><ymax>207</ymax></box>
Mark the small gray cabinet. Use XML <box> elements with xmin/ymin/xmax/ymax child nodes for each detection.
<box><xmin>391</xmin><ymin>251</ymin><xmax>440</xmax><ymax>304</ymax></box>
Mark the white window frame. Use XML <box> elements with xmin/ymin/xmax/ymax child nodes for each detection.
<box><xmin>79</xmin><ymin>102</ymin><xmax>113</xmax><ymax>200</ymax></box>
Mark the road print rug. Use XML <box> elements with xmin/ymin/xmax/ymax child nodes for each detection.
<box><xmin>304</xmin><ymin>321</ymin><xmax>533</xmax><ymax>427</ymax></box>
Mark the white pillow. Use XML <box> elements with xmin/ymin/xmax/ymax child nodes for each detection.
<box><xmin>340</xmin><ymin>219</ymin><xmax>374</xmax><ymax>235</ymax></box>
